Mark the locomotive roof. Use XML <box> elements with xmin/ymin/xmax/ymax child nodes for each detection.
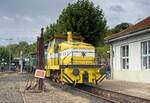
<box><xmin>59</xmin><ymin>41</ymin><xmax>94</xmax><ymax>50</ymax></box>
<box><xmin>49</xmin><ymin>33</ymin><xmax>84</xmax><ymax>41</ymax></box>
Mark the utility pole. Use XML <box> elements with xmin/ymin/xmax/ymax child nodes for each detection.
<box><xmin>37</xmin><ymin>28</ymin><xmax>44</xmax><ymax>90</ymax></box>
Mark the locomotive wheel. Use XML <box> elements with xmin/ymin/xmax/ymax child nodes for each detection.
<box><xmin>51</xmin><ymin>71</ymin><xmax>61</xmax><ymax>83</ymax></box>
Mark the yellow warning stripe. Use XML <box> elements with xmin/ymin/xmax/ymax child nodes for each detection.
<box><xmin>63</xmin><ymin>73</ymin><xmax>74</xmax><ymax>84</ymax></box>
<box><xmin>99</xmin><ymin>74</ymin><xmax>106</xmax><ymax>82</ymax></box>
<box><xmin>96</xmin><ymin>74</ymin><xmax>106</xmax><ymax>83</ymax></box>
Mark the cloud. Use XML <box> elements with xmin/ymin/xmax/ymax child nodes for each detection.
<box><xmin>22</xmin><ymin>16</ymin><xmax>33</xmax><ymax>22</ymax></box>
<box><xmin>110</xmin><ymin>5</ymin><xmax>125</xmax><ymax>13</ymax></box>
<box><xmin>91</xmin><ymin>0</ymin><xmax>150</xmax><ymax>27</ymax></box>
<box><xmin>0</xmin><ymin>16</ymin><xmax>14</xmax><ymax>22</ymax></box>
<box><xmin>15</xmin><ymin>15</ymin><xmax>33</xmax><ymax>22</ymax></box>
<box><xmin>0</xmin><ymin>0</ymin><xmax>150</xmax><ymax>45</ymax></box>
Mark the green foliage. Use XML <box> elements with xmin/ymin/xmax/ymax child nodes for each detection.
<box><xmin>17</xmin><ymin>42</ymin><xmax>36</xmax><ymax>57</ymax></box>
<box><xmin>0</xmin><ymin>47</ymin><xmax>11</xmax><ymax>65</ymax></box>
<box><xmin>106</xmin><ymin>22</ymin><xmax>130</xmax><ymax>36</ymax></box>
<box><xmin>43</xmin><ymin>24</ymin><xmax>58</xmax><ymax>43</ymax></box>
<box><xmin>96</xmin><ymin>44</ymin><xmax>109</xmax><ymax>59</ymax></box>
<box><xmin>44</xmin><ymin>0</ymin><xmax>107</xmax><ymax>46</ymax></box>
<box><xmin>1</xmin><ymin>42</ymin><xmax>36</xmax><ymax>59</ymax></box>
<box><xmin>96</xmin><ymin>44</ymin><xmax>110</xmax><ymax>63</ymax></box>
<box><xmin>111</xmin><ymin>22</ymin><xmax>130</xmax><ymax>33</ymax></box>
<box><xmin>28</xmin><ymin>43</ymin><xmax>36</xmax><ymax>53</ymax></box>
<box><xmin>97</xmin><ymin>23</ymin><xmax>130</xmax><ymax>61</ymax></box>
<box><xmin>43</xmin><ymin>1</ymin><xmax>131</xmax><ymax>61</ymax></box>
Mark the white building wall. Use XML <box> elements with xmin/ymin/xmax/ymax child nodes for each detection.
<box><xmin>112</xmin><ymin>33</ymin><xmax>150</xmax><ymax>83</ymax></box>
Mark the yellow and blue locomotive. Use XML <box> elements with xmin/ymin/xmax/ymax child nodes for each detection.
<box><xmin>45</xmin><ymin>32</ymin><xmax>105</xmax><ymax>85</ymax></box>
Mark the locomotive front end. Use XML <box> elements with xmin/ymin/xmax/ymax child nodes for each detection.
<box><xmin>59</xmin><ymin>32</ymin><xmax>105</xmax><ymax>85</ymax></box>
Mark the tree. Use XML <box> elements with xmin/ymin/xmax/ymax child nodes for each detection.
<box><xmin>6</xmin><ymin>41</ymin><xmax>36</xmax><ymax>58</ymax></box>
<box><xmin>112</xmin><ymin>22</ymin><xmax>130</xmax><ymax>33</ymax></box>
<box><xmin>96</xmin><ymin>23</ymin><xmax>130</xmax><ymax>62</ymax></box>
<box><xmin>106</xmin><ymin>23</ymin><xmax>131</xmax><ymax>36</ymax></box>
<box><xmin>0</xmin><ymin>47</ymin><xmax>10</xmax><ymax>66</ymax></box>
<box><xmin>43</xmin><ymin>24</ymin><xmax>57</xmax><ymax>43</ymax></box>
<box><xmin>44</xmin><ymin>0</ymin><xmax>107</xmax><ymax>46</ymax></box>
<box><xmin>96</xmin><ymin>45</ymin><xmax>110</xmax><ymax>63</ymax></box>
<box><xmin>28</xmin><ymin>43</ymin><xmax>36</xmax><ymax>53</ymax></box>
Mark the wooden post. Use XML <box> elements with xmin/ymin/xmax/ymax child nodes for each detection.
<box><xmin>37</xmin><ymin>28</ymin><xmax>44</xmax><ymax>90</ymax></box>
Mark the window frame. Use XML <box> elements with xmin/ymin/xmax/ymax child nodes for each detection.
<box><xmin>121</xmin><ymin>45</ymin><xmax>129</xmax><ymax>70</ymax></box>
<box><xmin>141</xmin><ymin>41</ymin><xmax>150</xmax><ymax>70</ymax></box>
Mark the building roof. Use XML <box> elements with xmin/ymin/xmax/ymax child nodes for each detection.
<box><xmin>105</xmin><ymin>16</ymin><xmax>150</xmax><ymax>41</ymax></box>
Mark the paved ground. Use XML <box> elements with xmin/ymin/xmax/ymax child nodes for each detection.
<box><xmin>1</xmin><ymin>72</ymin><xmax>150</xmax><ymax>103</ymax></box>
<box><xmin>0</xmin><ymin>72</ymin><xmax>24</xmax><ymax>103</ymax></box>
<box><xmin>20</xmin><ymin>74</ymin><xmax>108</xmax><ymax>103</ymax></box>
<box><xmin>99</xmin><ymin>80</ymin><xmax>150</xmax><ymax>100</ymax></box>
<box><xmin>0</xmin><ymin>72</ymin><xmax>109</xmax><ymax>103</ymax></box>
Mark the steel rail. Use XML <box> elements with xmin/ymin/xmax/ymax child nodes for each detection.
<box><xmin>46</xmin><ymin>78</ymin><xmax>150</xmax><ymax>103</ymax></box>
<box><xmin>48</xmin><ymin>80</ymin><xmax>117</xmax><ymax>103</ymax></box>
<box><xmin>73</xmin><ymin>86</ymin><xmax>118</xmax><ymax>103</ymax></box>
<box><xmin>78</xmin><ymin>84</ymin><xmax>150</xmax><ymax>103</ymax></box>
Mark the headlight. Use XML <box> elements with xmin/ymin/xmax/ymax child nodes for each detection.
<box><xmin>72</xmin><ymin>68</ymin><xmax>79</xmax><ymax>76</ymax></box>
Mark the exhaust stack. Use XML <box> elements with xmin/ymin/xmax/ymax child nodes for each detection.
<box><xmin>67</xmin><ymin>32</ymin><xmax>73</xmax><ymax>42</ymax></box>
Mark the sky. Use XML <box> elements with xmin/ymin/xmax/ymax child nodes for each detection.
<box><xmin>0</xmin><ymin>0</ymin><xmax>150</xmax><ymax>45</ymax></box>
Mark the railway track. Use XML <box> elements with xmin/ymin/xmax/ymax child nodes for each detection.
<box><xmin>47</xmin><ymin>80</ymin><xmax>111</xmax><ymax>103</ymax></box>
<box><xmin>74</xmin><ymin>85</ymin><xmax>117</xmax><ymax>103</ymax></box>
<box><xmin>76</xmin><ymin>84</ymin><xmax>150</xmax><ymax>103</ymax></box>
<box><xmin>48</xmin><ymin>80</ymin><xmax>150</xmax><ymax>103</ymax></box>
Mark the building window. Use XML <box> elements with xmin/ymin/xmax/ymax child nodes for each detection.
<box><xmin>141</xmin><ymin>41</ymin><xmax>150</xmax><ymax>70</ymax></box>
<box><xmin>121</xmin><ymin>45</ymin><xmax>129</xmax><ymax>69</ymax></box>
